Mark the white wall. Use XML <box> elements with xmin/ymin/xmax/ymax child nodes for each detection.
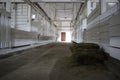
<box><xmin>10</xmin><ymin>3</ymin><xmax>57</xmax><ymax>47</ymax></box>
<box><xmin>73</xmin><ymin>1</ymin><xmax>120</xmax><ymax>60</ymax></box>
<box><xmin>84</xmin><ymin>3</ymin><xmax>120</xmax><ymax>60</ymax></box>
<box><xmin>11</xmin><ymin>3</ymin><xmax>31</xmax><ymax>31</ymax></box>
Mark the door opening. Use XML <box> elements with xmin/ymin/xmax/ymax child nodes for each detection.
<box><xmin>61</xmin><ymin>32</ymin><xmax>66</xmax><ymax>41</ymax></box>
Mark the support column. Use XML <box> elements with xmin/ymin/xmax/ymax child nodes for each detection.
<box><xmin>100</xmin><ymin>0</ymin><xmax>107</xmax><ymax>14</ymax></box>
<box><xmin>27</xmin><ymin>5</ymin><xmax>32</xmax><ymax>32</ymax></box>
<box><xmin>12</xmin><ymin>3</ymin><xmax>17</xmax><ymax>28</ymax></box>
<box><xmin>87</xmin><ymin>0</ymin><xmax>92</xmax><ymax>17</ymax></box>
<box><xmin>6</xmin><ymin>0</ymin><xmax>11</xmax><ymax>12</ymax></box>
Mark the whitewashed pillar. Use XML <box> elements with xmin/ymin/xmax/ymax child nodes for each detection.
<box><xmin>27</xmin><ymin>5</ymin><xmax>32</xmax><ymax>31</ymax></box>
<box><xmin>6</xmin><ymin>0</ymin><xmax>11</xmax><ymax>12</ymax></box>
<box><xmin>100</xmin><ymin>0</ymin><xmax>107</xmax><ymax>14</ymax></box>
<box><xmin>87</xmin><ymin>0</ymin><xmax>92</xmax><ymax>17</ymax></box>
<box><xmin>12</xmin><ymin>3</ymin><xmax>17</xmax><ymax>28</ymax></box>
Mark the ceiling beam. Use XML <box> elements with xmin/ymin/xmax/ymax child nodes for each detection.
<box><xmin>23</xmin><ymin>0</ymin><xmax>50</xmax><ymax>21</ymax></box>
<box><xmin>0</xmin><ymin>0</ymin><xmax>24</xmax><ymax>2</ymax></box>
<box><xmin>36</xmin><ymin>0</ymin><xmax>85</xmax><ymax>3</ymax></box>
<box><xmin>38</xmin><ymin>2</ymin><xmax>85</xmax><ymax>3</ymax></box>
<box><xmin>57</xmin><ymin>28</ymin><xmax>73</xmax><ymax>31</ymax></box>
<box><xmin>75</xmin><ymin>3</ymin><xmax>84</xmax><ymax>21</ymax></box>
<box><xmin>73</xmin><ymin>0</ymin><xmax>87</xmax><ymax>27</ymax></box>
<box><xmin>56</xmin><ymin>26</ymin><xmax>71</xmax><ymax>27</ymax></box>
<box><xmin>53</xmin><ymin>20</ymin><xmax>73</xmax><ymax>22</ymax></box>
<box><xmin>0</xmin><ymin>0</ymin><xmax>85</xmax><ymax>3</ymax></box>
<box><xmin>23</xmin><ymin>0</ymin><xmax>58</xmax><ymax>28</ymax></box>
<box><xmin>0</xmin><ymin>0</ymin><xmax>118</xmax><ymax>3</ymax></box>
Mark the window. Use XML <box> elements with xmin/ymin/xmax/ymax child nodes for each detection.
<box><xmin>107</xmin><ymin>2</ymin><xmax>117</xmax><ymax>10</ymax></box>
<box><xmin>91</xmin><ymin>2</ymin><xmax>97</xmax><ymax>11</ymax></box>
<box><xmin>32</xmin><ymin>14</ymin><xmax>36</xmax><ymax>19</ymax></box>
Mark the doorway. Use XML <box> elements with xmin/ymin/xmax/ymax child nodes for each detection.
<box><xmin>61</xmin><ymin>32</ymin><xmax>66</xmax><ymax>41</ymax></box>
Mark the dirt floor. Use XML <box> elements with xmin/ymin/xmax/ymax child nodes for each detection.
<box><xmin>0</xmin><ymin>43</ymin><xmax>119</xmax><ymax>80</ymax></box>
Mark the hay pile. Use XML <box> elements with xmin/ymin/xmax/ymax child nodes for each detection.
<box><xmin>70</xmin><ymin>41</ymin><xmax>108</xmax><ymax>64</ymax></box>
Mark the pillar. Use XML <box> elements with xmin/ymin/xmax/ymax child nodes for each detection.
<box><xmin>100</xmin><ymin>0</ymin><xmax>107</xmax><ymax>14</ymax></box>
<box><xmin>6</xmin><ymin>0</ymin><xmax>11</xmax><ymax>12</ymax></box>
<box><xmin>87</xmin><ymin>0</ymin><xmax>92</xmax><ymax>17</ymax></box>
<box><xmin>12</xmin><ymin>3</ymin><xmax>17</xmax><ymax>28</ymax></box>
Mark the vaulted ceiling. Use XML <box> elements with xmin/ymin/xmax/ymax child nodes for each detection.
<box><xmin>0</xmin><ymin>0</ymin><xmax>85</xmax><ymax>30</ymax></box>
<box><xmin>38</xmin><ymin>1</ymin><xmax>84</xmax><ymax>29</ymax></box>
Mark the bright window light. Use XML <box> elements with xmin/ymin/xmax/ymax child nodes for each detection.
<box><xmin>108</xmin><ymin>3</ymin><xmax>116</xmax><ymax>7</ymax></box>
<box><xmin>57</xmin><ymin>30</ymin><xmax>72</xmax><ymax>43</ymax></box>
<box><xmin>32</xmin><ymin>14</ymin><xmax>36</xmax><ymax>19</ymax></box>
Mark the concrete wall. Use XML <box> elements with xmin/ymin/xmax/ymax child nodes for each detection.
<box><xmin>10</xmin><ymin>3</ymin><xmax>37</xmax><ymax>47</ymax></box>
<box><xmin>31</xmin><ymin>5</ymin><xmax>57</xmax><ymax>41</ymax></box>
<box><xmin>0</xmin><ymin>2</ymin><xmax>57</xmax><ymax>48</ymax></box>
<box><xmin>11</xmin><ymin>3</ymin><xmax>31</xmax><ymax>31</ymax></box>
<box><xmin>11</xmin><ymin>29</ymin><xmax>37</xmax><ymax>47</ymax></box>
<box><xmin>84</xmin><ymin>4</ymin><xmax>120</xmax><ymax>60</ymax></box>
<box><xmin>72</xmin><ymin>4</ymin><xmax>87</xmax><ymax>43</ymax></box>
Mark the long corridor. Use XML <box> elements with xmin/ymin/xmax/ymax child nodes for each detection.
<box><xmin>0</xmin><ymin>43</ymin><xmax>118</xmax><ymax>80</ymax></box>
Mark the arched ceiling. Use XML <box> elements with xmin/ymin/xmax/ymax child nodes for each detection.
<box><xmin>0</xmin><ymin>0</ymin><xmax>85</xmax><ymax>30</ymax></box>
<box><xmin>39</xmin><ymin>2</ymin><xmax>83</xmax><ymax>29</ymax></box>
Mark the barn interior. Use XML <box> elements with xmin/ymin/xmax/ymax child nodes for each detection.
<box><xmin>0</xmin><ymin>0</ymin><xmax>120</xmax><ymax>80</ymax></box>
